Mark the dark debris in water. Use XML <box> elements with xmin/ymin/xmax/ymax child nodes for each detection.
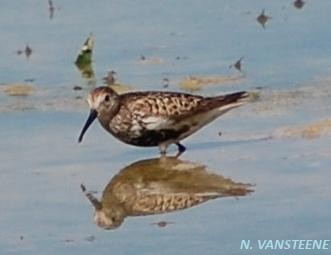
<box><xmin>25</xmin><ymin>45</ymin><xmax>32</xmax><ymax>58</ymax></box>
<box><xmin>80</xmin><ymin>184</ymin><xmax>86</xmax><ymax>192</ymax></box>
<box><xmin>16</xmin><ymin>44</ymin><xmax>33</xmax><ymax>59</ymax></box>
<box><xmin>162</xmin><ymin>78</ymin><xmax>170</xmax><ymax>88</ymax></box>
<box><xmin>61</xmin><ymin>235</ymin><xmax>96</xmax><ymax>243</ymax></box>
<box><xmin>138</xmin><ymin>55</ymin><xmax>164</xmax><ymax>64</ymax></box>
<box><xmin>62</xmin><ymin>239</ymin><xmax>75</xmax><ymax>243</ymax></box>
<box><xmin>150</xmin><ymin>221</ymin><xmax>174</xmax><ymax>228</ymax></box>
<box><xmin>256</xmin><ymin>10</ymin><xmax>271</xmax><ymax>29</ymax></box>
<box><xmin>48</xmin><ymin>0</ymin><xmax>55</xmax><ymax>19</ymax></box>
<box><xmin>73</xmin><ymin>85</ymin><xmax>83</xmax><ymax>91</ymax></box>
<box><xmin>47</xmin><ymin>0</ymin><xmax>61</xmax><ymax>20</ymax></box>
<box><xmin>84</xmin><ymin>235</ymin><xmax>96</xmax><ymax>242</ymax></box>
<box><xmin>23</xmin><ymin>78</ymin><xmax>35</xmax><ymax>83</ymax></box>
<box><xmin>230</xmin><ymin>57</ymin><xmax>244</xmax><ymax>72</ymax></box>
<box><xmin>294</xmin><ymin>0</ymin><xmax>305</xmax><ymax>9</ymax></box>
<box><xmin>102</xmin><ymin>70</ymin><xmax>117</xmax><ymax>85</ymax></box>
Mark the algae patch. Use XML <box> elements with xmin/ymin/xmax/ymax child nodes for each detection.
<box><xmin>179</xmin><ymin>75</ymin><xmax>244</xmax><ymax>92</ymax></box>
<box><xmin>274</xmin><ymin>119</ymin><xmax>331</xmax><ymax>139</ymax></box>
<box><xmin>2</xmin><ymin>84</ymin><xmax>35</xmax><ymax>96</ymax></box>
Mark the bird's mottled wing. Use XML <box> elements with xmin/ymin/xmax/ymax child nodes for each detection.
<box><xmin>170</xmin><ymin>91</ymin><xmax>249</xmax><ymax>122</ymax></box>
<box><xmin>121</xmin><ymin>91</ymin><xmax>203</xmax><ymax>116</ymax></box>
<box><xmin>131</xmin><ymin>192</ymin><xmax>219</xmax><ymax>216</ymax></box>
<box><xmin>118</xmin><ymin>91</ymin><xmax>204</xmax><ymax>129</ymax></box>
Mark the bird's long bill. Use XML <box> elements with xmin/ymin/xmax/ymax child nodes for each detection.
<box><xmin>86</xmin><ymin>192</ymin><xmax>102</xmax><ymax>211</ymax></box>
<box><xmin>78</xmin><ymin>109</ymin><xmax>98</xmax><ymax>143</ymax></box>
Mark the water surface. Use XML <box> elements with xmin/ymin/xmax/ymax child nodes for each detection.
<box><xmin>1</xmin><ymin>1</ymin><xmax>331</xmax><ymax>255</ymax></box>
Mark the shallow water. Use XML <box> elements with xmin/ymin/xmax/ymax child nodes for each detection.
<box><xmin>1</xmin><ymin>1</ymin><xmax>331</xmax><ymax>255</ymax></box>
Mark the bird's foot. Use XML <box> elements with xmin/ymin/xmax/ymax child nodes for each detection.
<box><xmin>175</xmin><ymin>142</ymin><xmax>186</xmax><ymax>158</ymax></box>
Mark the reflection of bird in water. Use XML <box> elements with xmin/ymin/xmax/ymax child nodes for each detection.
<box><xmin>102</xmin><ymin>70</ymin><xmax>117</xmax><ymax>85</ymax></box>
<box><xmin>256</xmin><ymin>10</ymin><xmax>271</xmax><ymax>29</ymax></box>
<box><xmin>78</xmin><ymin>86</ymin><xmax>252</xmax><ymax>155</ymax></box>
<box><xmin>293</xmin><ymin>0</ymin><xmax>305</xmax><ymax>9</ymax></box>
<box><xmin>81</xmin><ymin>157</ymin><xmax>253</xmax><ymax>230</ymax></box>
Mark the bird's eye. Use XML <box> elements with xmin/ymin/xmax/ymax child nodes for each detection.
<box><xmin>104</xmin><ymin>95</ymin><xmax>110</xmax><ymax>102</ymax></box>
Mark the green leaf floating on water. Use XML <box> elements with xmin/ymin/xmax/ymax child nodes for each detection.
<box><xmin>75</xmin><ymin>33</ymin><xmax>94</xmax><ymax>67</ymax></box>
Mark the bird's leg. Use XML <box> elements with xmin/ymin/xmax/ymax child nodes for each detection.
<box><xmin>175</xmin><ymin>142</ymin><xmax>186</xmax><ymax>157</ymax></box>
<box><xmin>158</xmin><ymin>144</ymin><xmax>168</xmax><ymax>156</ymax></box>
<box><xmin>159</xmin><ymin>142</ymin><xmax>185</xmax><ymax>157</ymax></box>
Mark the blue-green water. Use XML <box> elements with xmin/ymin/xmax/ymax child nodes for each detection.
<box><xmin>1</xmin><ymin>1</ymin><xmax>331</xmax><ymax>255</ymax></box>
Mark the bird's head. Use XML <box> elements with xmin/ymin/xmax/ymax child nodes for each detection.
<box><xmin>78</xmin><ymin>86</ymin><xmax>119</xmax><ymax>143</ymax></box>
<box><xmin>94</xmin><ymin>207</ymin><xmax>125</xmax><ymax>230</ymax></box>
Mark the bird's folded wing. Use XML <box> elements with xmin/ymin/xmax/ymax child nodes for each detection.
<box><xmin>121</xmin><ymin>91</ymin><xmax>204</xmax><ymax>130</ymax></box>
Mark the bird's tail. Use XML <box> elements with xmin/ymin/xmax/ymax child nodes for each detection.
<box><xmin>217</xmin><ymin>91</ymin><xmax>250</xmax><ymax>105</ymax></box>
<box><xmin>209</xmin><ymin>91</ymin><xmax>255</xmax><ymax>113</ymax></box>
